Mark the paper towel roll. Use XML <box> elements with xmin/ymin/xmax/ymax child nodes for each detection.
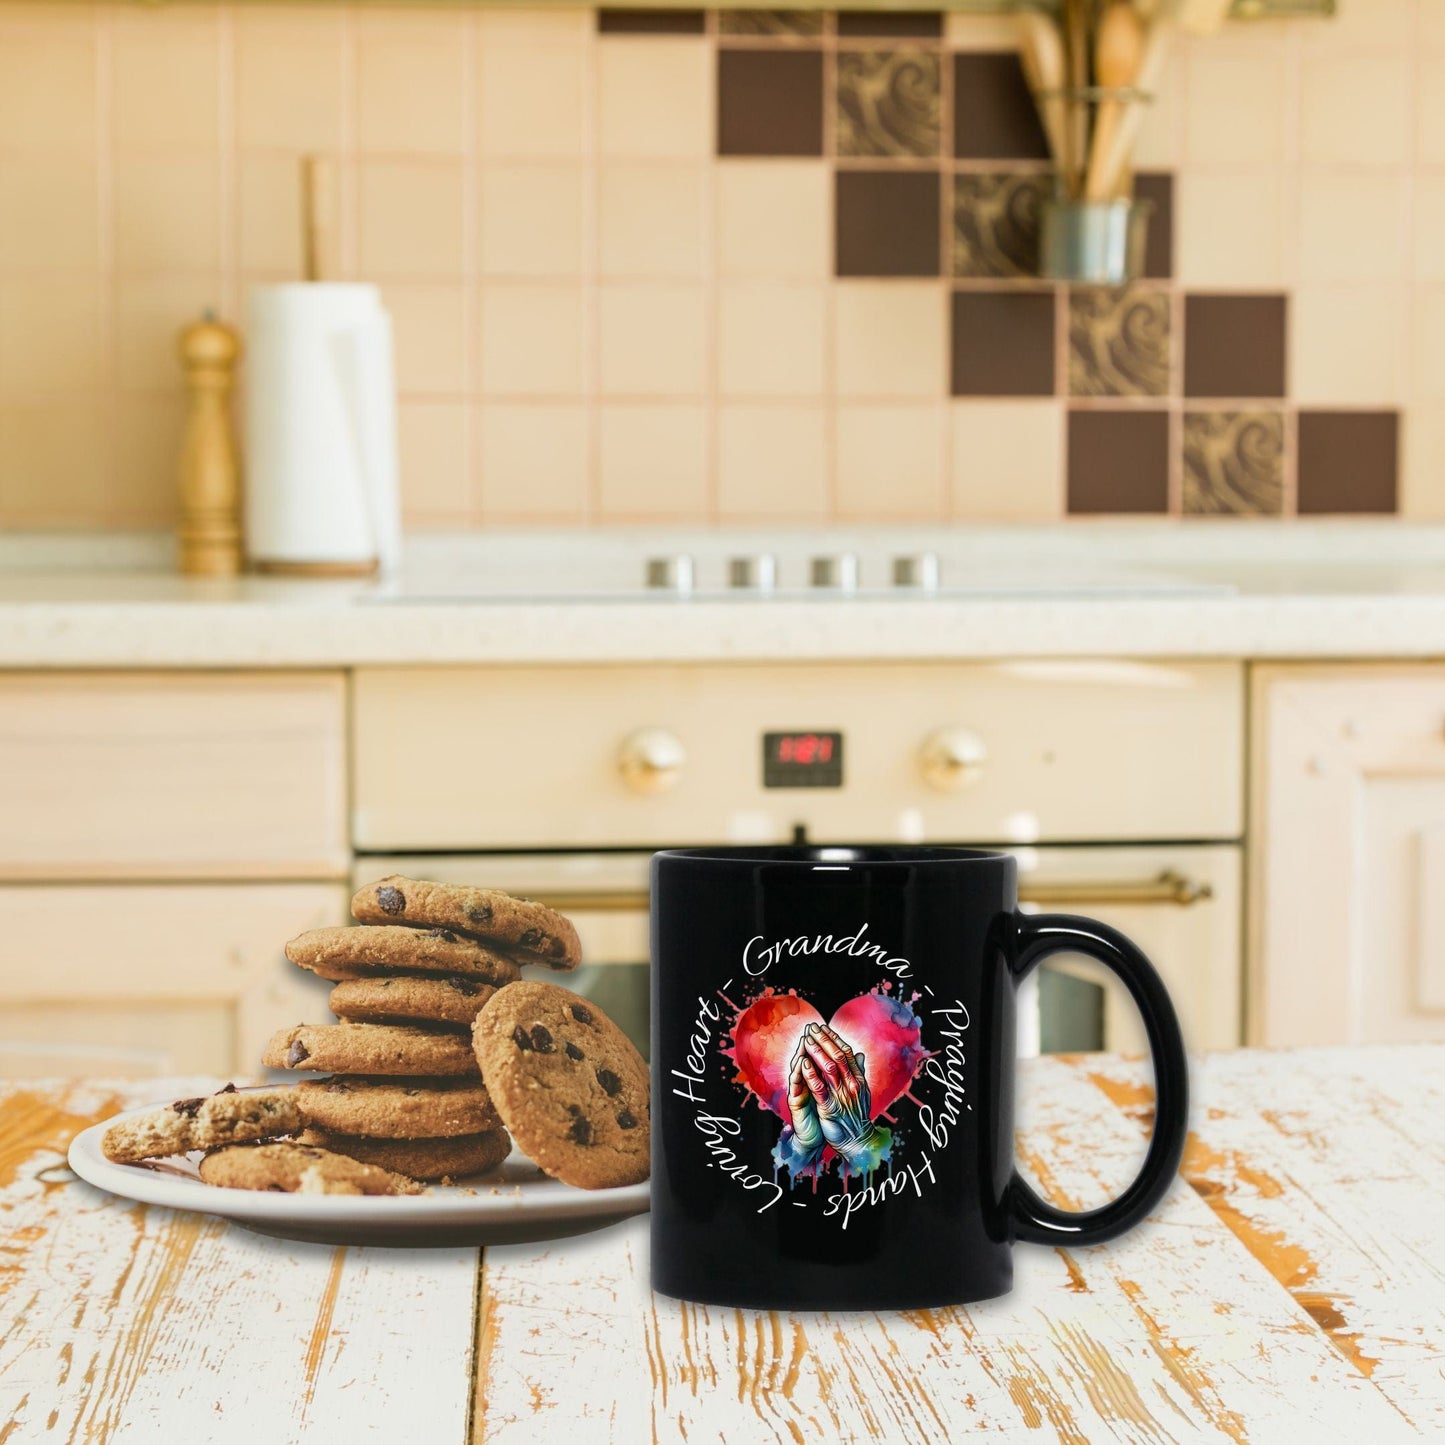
<box><xmin>244</xmin><ymin>283</ymin><xmax>401</xmax><ymax>574</ymax></box>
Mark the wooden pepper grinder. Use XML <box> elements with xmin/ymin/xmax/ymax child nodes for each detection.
<box><xmin>176</xmin><ymin>311</ymin><xmax>244</xmax><ymax>576</ymax></box>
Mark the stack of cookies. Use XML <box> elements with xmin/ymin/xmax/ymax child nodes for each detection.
<box><xmin>260</xmin><ymin>875</ymin><xmax>583</xmax><ymax>1183</ymax></box>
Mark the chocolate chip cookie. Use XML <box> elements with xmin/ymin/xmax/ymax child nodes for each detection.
<box><xmin>471</xmin><ymin>981</ymin><xmax>649</xmax><ymax>1190</ymax></box>
<box><xmin>328</xmin><ymin>975</ymin><xmax>497</xmax><ymax>1030</ymax></box>
<box><xmin>263</xmin><ymin>1022</ymin><xmax>480</xmax><ymax>1077</ymax></box>
<box><xmin>285</xmin><ymin>925</ymin><xmax>521</xmax><ymax>985</ymax></box>
<box><xmin>101</xmin><ymin>1084</ymin><xmax>301</xmax><ymax>1164</ymax></box>
<box><xmin>352</xmin><ymin>877</ymin><xmax>581</xmax><ymax>970</ymax></box>
<box><xmin>294</xmin><ymin>1076</ymin><xmax>501</xmax><ymax>1138</ymax></box>
<box><xmin>198</xmin><ymin>1141</ymin><xmax>421</xmax><ymax>1195</ymax></box>
<box><xmin>297</xmin><ymin>1127</ymin><xmax>511</xmax><ymax>1182</ymax></box>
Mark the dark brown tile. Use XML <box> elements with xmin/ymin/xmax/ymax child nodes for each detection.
<box><xmin>1182</xmin><ymin>411</ymin><xmax>1284</xmax><ymax>516</ymax></box>
<box><xmin>598</xmin><ymin>10</ymin><xmax>706</xmax><ymax>34</ymax></box>
<box><xmin>1069</xmin><ymin>286</ymin><xmax>1171</xmax><ymax>398</ymax></box>
<box><xmin>718</xmin><ymin>50</ymin><xmax>824</xmax><ymax>157</ymax></box>
<box><xmin>952</xmin><ymin>173</ymin><xmax>1047</xmax><ymax>279</ymax></box>
<box><xmin>951</xmin><ymin>289</ymin><xmax>1056</xmax><ymax>396</ymax></box>
<box><xmin>1067</xmin><ymin>410</ymin><xmax>1170</xmax><ymax>513</ymax></box>
<box><xmin>1183</xmin><ymin>293</ymin><xmax>1287</xmax><ymax>399</ymax></box>
<box><xmin>1297</xmin><ymin>411</ymin><xmax>1399</xmax><ymax>514</ymax></box>
<box><xmin>836</xmin><ymin>49</ymin><xmax>941</xmax><ymax>159</ymax></box>
<box><xmin>836</xmin><ymin>169</ymin><xmax>941</xmax><ymax>276</ymax></box>
<box><xmin>1134</xmin><ymin>172</ymin><xmax>1173</xmax><ymax>281</ymax></box>
<box><xmin>837</xmin><ymin>11</ymin><xmax>944</xmax><ymax>38</ymax></box>
<box><xmin>718</xmin><ymin>10</ymin><xmax>824</xmax><ymax>36</ymax></box>
<box><xmin>953</xmin><ymin>53</ymin><xmax>1050</xmax><ymax>161</ymax></box>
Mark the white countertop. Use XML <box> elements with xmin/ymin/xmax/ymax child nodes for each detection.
<box><xmin>6</xmin><ymin>522</ymin><xmax>1445</xmax><ymax>667</ymax></box>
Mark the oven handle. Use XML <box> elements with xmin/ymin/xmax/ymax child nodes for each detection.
<box><xmin>524</xmin><ymin>869</ymin><xmax>1212</xmax><ymax>914</ymax></box>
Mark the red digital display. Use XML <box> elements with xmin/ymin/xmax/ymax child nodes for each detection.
<box><xmin>763</xmin><ymin>730</ymin><xmax>844</xmax><ymax>788</ymax></box>
<box><xmin>774</xmin><ymin>733</ymin><xmax>834</xmax><ymax>765</ymax></box>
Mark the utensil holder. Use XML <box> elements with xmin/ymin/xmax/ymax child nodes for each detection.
<box><xmin>1040</xmin><ymin>197</ymin><xmax>1153</xmax><ymax>286</ymax></box>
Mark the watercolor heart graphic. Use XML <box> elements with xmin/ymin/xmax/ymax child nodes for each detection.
<box><xmin>728</xmin><ymin>991</ymin><xmax>927</xmax><ymax>1121</ymax></box>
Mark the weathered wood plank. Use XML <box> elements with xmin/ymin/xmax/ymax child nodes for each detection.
<box><xmin>476</xmin><ymin>1054</ymin><xmax>1414</xmax><ymax>1444</ymax></box>
<box><xmin>0</xmin><ymin>1079</ymin><xmax>480</xmax><ymax>1445</ymax></box>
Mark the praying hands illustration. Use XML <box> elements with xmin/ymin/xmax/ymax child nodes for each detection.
<box><xmin>773</xmin><ymin>1022</ymin><xmax>893</xmax><ymax>1181</ymax></box>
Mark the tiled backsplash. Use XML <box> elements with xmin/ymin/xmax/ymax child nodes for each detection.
<box><xmin>0</xmin><ymin>1</ymin><xmax>1437</xmax><ymax>530</ymax></box>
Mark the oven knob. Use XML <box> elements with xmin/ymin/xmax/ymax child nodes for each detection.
<box><xmin>618</xmin><ymin>728</ymin><xmax>686</xmax><ymax>794</ymax></box>
<box><xmin>919</xmin><ymin>727</ymin><xmax>988</xmax><ymax>791</ymax></box>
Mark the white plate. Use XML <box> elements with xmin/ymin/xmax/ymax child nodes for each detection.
<box><xmin>68</xmin><ymin>1097</ymin><xmax>650</xmax><ymax>1248</ymax></box>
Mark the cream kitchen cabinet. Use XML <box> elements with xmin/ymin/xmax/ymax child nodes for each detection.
<box><xmin>1250</xmin><ymin>664</ymin><xmax>1445</xmax><ymax>1046</ymax></box>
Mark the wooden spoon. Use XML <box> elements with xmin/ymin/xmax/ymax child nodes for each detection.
<box><xmin>1016</xmin><ymin>9</ymin><xmax>1069</xmax><ymax>176</ymax></box>
<box><xmin>1085</xmin><ymin>1</ymin><xmax>1147</xmax><ymax>202</ymax></box>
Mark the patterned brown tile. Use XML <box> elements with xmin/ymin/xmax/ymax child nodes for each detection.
<box><xmin>598</xmin><ymin>10</ymin><xmax>706</xmax><ymax>34</ymax></box>
<box><xmin>1134</xmin><ymin>172</ymin><xmax>1173</xmax><ymax>281</ymax></box>
<box><xmin>1297</xmin><ymin>410</ymin><xmax>1399</xmax><ymax>514</ymax></box>
<box><xmin>837</xmin><ymin>11</ymin><xmax>944</xmax><ymax>38</ymax></box>
<box><xmin>953</xmin><ymin>53</ymin><xmax>1050</xmax><ymax>161</ymax></box>
<box><xmin>950</xmin><ymin>290</ymin><xmax>1056</xmax><ymax>396</ymax></box>
<box><xmin>1069</xmin><ymin>286</ymin><xmax>1171</xmax><ymax>398</ymax></box>
<box><xmin>952</xmin><ymin>173</ymin><xmax>1048</xmax><ymax>279</ymax></box>
<box><xmin>1183</xmin><ymin>294</ymin><xmax>1287</xmax><ymax>399</ymax></box>
<box><xmin>836</xmin><ymin>50</ymin><xmax>941</xmax><ymax>159</ymax></box>
<box><xmin>1182</xmin><ymin>411</ymin><xmax>1284</xmax><ymax>516</ymax></box>
<box><xmin>718</xmin><ymin>11</ymin><xmax>825</xmax><ymax>37</ymax></box>
<box><xmin>718</xmin><ymin>50</ymin><xmax>824</xmax><ymax>157</ymax></box>
<box><xmin>1067</xmin><ymin>410</ymin><xmax>1170</xmax><ymax>513</ymax></box>
<box><xmin>836</xmin><ymin>169</ymin><xmax>941</xmax><ymax>276</ymax></box>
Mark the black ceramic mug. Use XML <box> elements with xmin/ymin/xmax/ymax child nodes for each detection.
<box><xmin>649</xmin><ymin>845</ymin><xmax>1188</xmax><ymax>1311</ymax></box>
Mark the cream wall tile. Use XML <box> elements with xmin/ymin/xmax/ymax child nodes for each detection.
<box><xmin>479</xmin><ymin>44</ymin><xmax>587</xmax><ymax>158</ymax></box>
<box><xmin>599</xmin><ymin>164</ymin><xmax>706</xmax><ymax>279</ymax></box>
<box><xmin>598</xmin><ymin>404</ymin><xmax>708</xmax><ymax>518</ymax></box>
<box><xmin>357</xmin><ymin>10</ymin><xmax>470</xmax><ymax>156</ymax></box>
<box><xmin>1130</xmin><ymin>47</ymin><xmax>1181</xmax><ymax>171</ymax></box>
<box><xmin>1401</xmin><ymin>407</ymin><xmax>1445</xmax><ymax>519</ymax></box>
<box><xmin>112</xmin><ymin>10</ymin><xmax>221</xmax><ymax>153</ymax></box>
<box><xmin>113</xmin><ymin>395</ymin><xmax>185</xmax><ymax>524</ymax></box>
<box><xmin>1298</xmin><ymin>173</ymin><xmax>1408</xmax><ymax>284</ymax></box>
<box><xmin>1411</xmin><ymin>288</ymin><xmax>1445</xmax><ymax>400</ymax></box>
<box><xmin>0</xmin><ymin>160</ymin><xmax>98</xmax><ymax>269</ymax></box>
<box><xmin>716</xmin><ymin>405</ymin><xmax>828</xmax><ymax>520</ymax></box>
<box><xmin>1183</xmin><ymin>52</ymin><xmax>1287</xmax><ymax>166</ymax></box>
<box><xmin>239</xmin><ymin>153</ymin><xmax>337</xmax><ymax>275</ymax></box>
<box><xmin>949</xmin><ymin>400</ymin><xmax>1064</xmax><ymax>520</ymax></box>
<box><xmin>0</xmin><ymin>277</ymin><xmax>104</xmax><ymax>395</ymax></box>
<box><xmin>479</xmin><ymin>403</ymin><xmax>590</xmax><ymax>519</ymax></box>
<box><xmin>1177</xmin><ymin>171</ymin><xmax>1286</xmax><ymax>287</ymax></box>
<box><xmin>115</xmin><ymin>156</ymin><xmax>220</xmax><ymax>273</ymax></box>
<box><xmin>384</xmin><ymin>284</ymin><xmax>470</xmax><ymax>395</ymax></box>
<box><xmin>1415</xmin><ymin>176</ymin><xmax>1445</xmax><ymax>283</ymax></box>
<box><xmin>717</xmin><ymin>283</ymin><xmax>826</xmax><ymax>398</ymax></box>
<box><xmin>1292</xmin><ymin>287</ymin><xmax>1406</xmax><ymax>405</ymax></box>
<box><xmin>1300</xmin><ymin>0</ymin><xmax>1413</xmax><ymax>53</ymax></box>
<box><xmin>835</xmin><ymin>404</ymin><xmax>946</xmax><ymax>520</ymax></box>
<box><xmin>834</xmin><ymin>281</ymin><xmax>947</xmax><ymax>399</ymax></box>
<box><xmin>477</xmin><ymin>7</ymin><xmax>592</xmax><ymax>44</ymax></box>
<box><xmin>1418</xmin><ymin>54</ymin><xmax>1445</xmax><ymax>166</ymax></box>
<box><xmin>717</xmin><ymin>161</ymin><xmax>829</xmax><ymax>279</ymax></box>
<box><xmin>116</xmin><ymin>276</ymin><xmax>221</xmax><ymax>393</ymax></box>
<box><xmin>1300</xmin><ymin>54</ymin><xmax>1410</xmax><ymax>167</ymax></box>
<box><xmin>0</xmin><ymin>400</ymin><xmax>107</xmax><ymax>524</ymax></box>
<box><xmin>398</xmin><ymin>398</ymin><xmax>473</xmax><ymax>524</ymax></box>
<box><xmin>479</xmin><ymin>165</ymin><xmax>585</xmax><ymax>278</ymax></box>
<box><xmin>598</xmin><ymin>284</ymin><xmax>706</xmax><ymax>397</ymax></box>
<box><xmin>479</xmin><ymin>283</ymin><xmax>585</xmax><ymax>396</ymax></box>
<box><xmin>0</xmin><ymin>16</ymin><xmax>97</xmax><ymax>153</ymax></box>
<box><xmin>234</xmin><ymin>7</ymin><xmax>345</xmax><ymax>153</ymax></box>
<box><xmin>597</xmin><ymin>40</ymin><xmax>711</xmax><ymax>160</ymax></box>
<box><xmin>358</xmin><ymin>159</ymin><xmax>465</xmax><ymax>278</ymax></box>
<box><xmin>1423</xmin><ymin>4</ymin><xmax>1445</xmax><ymax>50</ymax></box>
<box><xmin>944</xmin><ymin>13</ymin><xmax>1023</xmax><ymax>50</ymax></box>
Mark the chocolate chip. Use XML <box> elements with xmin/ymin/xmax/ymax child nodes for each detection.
<box><xmin>302</xmin><ymin>1148</ymin><xmax>322</xmax><ymax>1159</ymax></box>
<box><xmin>376</xmin><ymin>885</ymin><xmax>406</xmax><ymax>916</ymax></box>
<box><xmin>512</xmin><ymin>1025</ymin><xmax>533</xmax><ymax>1051</ymax></box>
<box><xmin>287</xmin><ymin>1040</ymin><xmax>310</xmax><ymax>1066</ymax></box>
<box><xmin>568</xmin><ymin>1116</ymin><xmax>594</xmax><ymax>1145</ymax></box>
<box><xmin>218</xmin><ymin>1083</ymin><xmax>237</xmax><ymax>1095</ymax></box>
<box><xmin>570</xmin><ymin>1004</ymin><xmax>593</xmax><ymax>1025</ymax></box>
<box><xmin>427</xmin><ymin>927</ymin><xmax>458</xmax><ymax>942</ymax></box>
<box><xmin>267</xmin><ymin>1183</ymin><xmax>286</xmax><ymax>1192</ymax></box>
<box><xmin>529</xmin><ymin>1024</ymin><xmax>554</xmax><ymax>1053</ymax></box>
<box><xmin>380</xmin><ymin>979</ymin><xmax>395</xmax><ymax>988</ymax></box>
<box><xmin>616</xmin><ymin>1110</ymin><xmax>638</xmax><ymax>1130</ymax></box>
<box><xmin>325</xmin><ymin>1080</ymin><xmax>351</xmax><ymax>1093</ymax></box>
<box><xmin>596</xmin><ymin>1068</ymin><xmax>622</xmax><ymax>1097</ymax></box>
<box><xmin>565</xmin><ymin>1042</ymin><xmax>584</xmax><ymax>1061</ymax></box>
<box><xmin>518</xmin><ymin>928</ymin><xmax>545</xmax><ymax>951</ymax></box>
<box><xmin>566</xmin><ymin>1103</ymin><xmax>582</xmax><ymax>1116</ymax></box>
<box><xmin>172</xmin><ymin>1097</ymin><xmax>204</xmax><ymax>1117</ymax></box>
<box><xmin>465</xmin><ymin>902</ymin><xmax>493</xmax><ymax>926</ymax></box>
<box><xmin>245</xmin><ymin>1110</ymin><xmax>261</xmax><ymax>1123</ymax></box>
<box><xmin>445</xmin><ymin>977</ymin><xmax>481</xmax><ymax>997</ymax></box>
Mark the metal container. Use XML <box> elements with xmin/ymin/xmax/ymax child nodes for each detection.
<box><xmin>1040</xmin><ymin>198</ymin><xmax>1154</xmax><ymax>286</ymax></box>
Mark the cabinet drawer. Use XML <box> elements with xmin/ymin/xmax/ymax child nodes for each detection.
<box><xmin>0</xmin><ymin>673</ymin><xmax>349</xmax><ymax>878</ymax></box>
<box><xmin>0</xmin><ymin>883</ymin><xmax>345</xmax><ymax>1076</ymax></box>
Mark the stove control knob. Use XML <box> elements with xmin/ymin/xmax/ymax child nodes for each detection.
<box><xmin>893</xmin><ymin>552</ymin><xmax>940</xmax><ymax>591</ymax></box>
<box><xmin>810</xmin><ymin>553</ymin><xmax>859</xmax><ymax>592</ymax></box>
<box><xmin>728</xmin><ymin>554</ymin><xmax>777</xmax><ymax>592</ymax></box>
<box><xmin>919</xmin><ymin>727</ymin><xmax>988</xmax><ymax>792</ymax></box>
<box><xmin>618</xmin><ymin>728</ymin><xmax>686</xmax><ymax>794</ymax></box>
<box><xmin>645</xmin><ymin>555</ymin><xmax>694</xmax><ymax>596</ymax></box>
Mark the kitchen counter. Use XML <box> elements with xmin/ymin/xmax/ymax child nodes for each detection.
<box><xmin>6</xmin><ymin>523</ymin><xmax>1445</xmax><ymax>666</ymax></box>
<box><xmin>1</xmin><ymin>1045</ymin><xmax>1438</xmax><ymax>1442</ymax></box>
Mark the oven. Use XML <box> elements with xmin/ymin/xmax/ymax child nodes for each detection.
<box><xmin>351</xmin><ymin>659</ymin><xmax>1245</xmax><ymax>1058</ymax></box>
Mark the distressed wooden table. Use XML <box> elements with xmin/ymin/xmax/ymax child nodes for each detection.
<box><xmin>1</xmin><ymin>1045</ymin><xmax>1440</xmax><ymax>1443</ymax></box>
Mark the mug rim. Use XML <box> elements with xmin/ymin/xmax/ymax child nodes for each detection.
<box><xmin>653</xmin><ymin>844</ymin><xmax>1011</xmax><ymax>867</ymax></box>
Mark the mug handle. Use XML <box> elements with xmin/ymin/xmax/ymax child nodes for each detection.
<box><xmin>1009</xmin><ymin>913</ymin><xmax>1190</xmax><ymax>1246</ymax></box>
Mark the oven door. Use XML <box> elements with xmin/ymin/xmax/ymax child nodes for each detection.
<box><xmin>355</xmin><ymin>844</ymin><xmax>1240</xmax><ymax>1059</ymax></box>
